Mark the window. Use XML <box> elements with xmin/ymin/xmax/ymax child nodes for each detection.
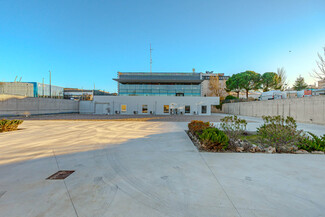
<box><xmin>185</xmin><ymin>105</ymin><xmax>190</xmax><ymax>114</ymax></box>
<box><xmin>142</xmin><ymin>105</ymin><xmax>148</xmax><ymax>113</ymax></box>
<box><xmin>176</xmin><ymin>93</ymin><xmax>184</xmax><ymax>96</ymax></box>
<box><xmin>201</xmin><ymin>105</ymin><xmax>207</xmax><ymax>114</ymax></box>
<box><xmin>121</xmin><ymin>104</ymin><xmax>127</xmax><ymax>112</ymax></box>
<box><xmin>163</xmin><ymin>105</ymin><xmax>169</xmax><ymax>113</ymax></box>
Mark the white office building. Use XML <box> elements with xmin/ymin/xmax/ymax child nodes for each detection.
<box><xmin>80</xmin><ymin>95</ymin><xmax>219</xmax><ymax>115</ymax></box>
<box><xmin>80</xmin><ymin>72</ymin><xmax>221</xmax><ymax>115</ymax></box>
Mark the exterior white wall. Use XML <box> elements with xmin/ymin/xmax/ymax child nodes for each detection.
<box><xmin>223</xmin><ymin>96</ymin><xmax>325</xmax><ymax>125</ymax></box>
<box><xmin>318</xmin><ymin>80</ymin><xmax>325</xmax><ymax>88</ymax></box>
<box><xmin>79</xmin><ymin>100</ymin><xmax>94</xmax><ymax>114</ymax></box>
<box><xmin>80</xmin><ymin>96</ymin><xmax>220</xmax><ymax>115</ymax></box>
<box><xmin>201</xmin><ymin>80</ymin><xmax>210</xmax><ymax>97</ymax></box>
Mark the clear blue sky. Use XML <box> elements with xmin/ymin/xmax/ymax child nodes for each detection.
<box><xmin>1</xmin><ymin>0</ymin><xmax>325</xmax><ymax>92</ymax></box>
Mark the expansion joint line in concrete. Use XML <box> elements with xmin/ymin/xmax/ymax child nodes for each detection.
<box><xmin>52</xmin><ymin>150</ymin><xmax>80</xmax><ymax>217</ymax></box>
<box><xmin>198</xmin><ymin>152</ymin><xmax>242</xmax><ymax>217</ymax></box>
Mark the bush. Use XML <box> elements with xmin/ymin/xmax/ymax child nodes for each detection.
<box><xmin>257</xmin><ymin>116</ymin><xmax>304</xmax><ymax>150</ymax></box>
<box><xmin>198</xmin><ymin>127</ymin><xmax>229</xmax><ymax>151</ymax></box>
<box><xmin>225</xmin><ymin>95</ymin><xmax>238</xmax><ymax>100</ymax></box>
<box><xmin>188</xmin><ymin>120</ymin><xmax>212</xmax><ymax>136</ymax></box>
<box><xmin>298</xmin><ymin>132</ymin><xmax>325</xmax><ymax>152</ymax></box>
<box><xmin>220</xmin><ymin>115</ymin><xmax>247</xmax><ymax>141</ymax></box>
<box><xmin>0</xmin><ymin>119</ymin><xmax>24</xmax><ymax>132</ymax></box>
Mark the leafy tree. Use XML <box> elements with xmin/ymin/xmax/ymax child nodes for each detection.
<box><xmin>276</xmin><ymin>67</ymin><xmax>288</xmax><ymax>90</ymax></box>
<box><xmin>225</xmin><ymin>74</ymin><xmax>241</xmax><ymax>98</ymax></box>
<box><xmin>293</xmin><ymin>75</ymin><xmax>308</xmax><ymax>91</ymax></box>
<box><xmin>261</xmin><ymin>72</ymin><xmax>279</xmax><ymax>92</ymax></box>
<box><xmin>237</xmin><ymin>71</ymin><xmax>261</xmax><ymax>99</ymax></box>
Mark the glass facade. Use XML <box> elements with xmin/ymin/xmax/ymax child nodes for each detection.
<box><xmin>119</xmin><ymin>84</ymin><xmax>201</xmax><ymax>96</ymax></box>
<box><xmin>30</xmin><ymin>82</ymin><xmax>64</xmax><ymax>98</ymax></box>
<box><xmin>117</xmin><ymin>73</ymin><xmax>201</xmax><ymax>83</ymax></box>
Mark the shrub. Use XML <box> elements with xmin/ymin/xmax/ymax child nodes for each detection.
<box><xmin>225</xmin><ymin>95</ymin><xmax>238</xmax><ymax>100</ymax></box>
<box><xmin>298</xmin><ymin>132</ymin><xmax>325</xmax><ymax>152</ymax></box>
<box><xmin>188</xmin><ymin>120</ymin><xmax>212</xmax><ymax>136</ymax></box>
<box><xmin>0</xmin><ymin>119</ymin><xmax>24</xmax><ymax>132</ymax></box>
<box><xmin>198</xmin><ymin>127</ymin><xmax>229</xmax><ymax>151</ymax></box>
<box><xmin>220</xmin><ymin>115</ymin><xmax>247</xmax><ymax>141</ymax></box>
<box><xmin>257</xmin><ymin>116</ymin><xmax>304</xmax><ymax>150</ymax></box>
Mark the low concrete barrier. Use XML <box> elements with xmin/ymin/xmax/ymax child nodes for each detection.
<box><xmin>0</xmin><ymin>97</ymin><xmax>79</xmax><ymax>116</ymax></box>
<box><xmin>223</xmin><ymin>96</ymin><xmax>325</xmax><ymax>125</ymax></box>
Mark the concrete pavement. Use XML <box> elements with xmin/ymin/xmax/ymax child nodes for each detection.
<box><xmin>0</xmin><ymin>121</ymin><xmax>324</xmax><ymax>217</ymax></box>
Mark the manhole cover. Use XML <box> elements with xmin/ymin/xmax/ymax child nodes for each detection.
<box><xmin>46</xmin><ymin>170</ymin><xmax>75</xmax><ymax>180</ymax></box>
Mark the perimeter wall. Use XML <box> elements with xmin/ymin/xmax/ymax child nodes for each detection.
<box><xmin>223</xmin><ymin>96</ymin><xmax>325</xmax><ymax>125</ymax></box>
<box><xmin>0</xmin><ymin>97</ymin><xmax>79</xmax><ymax>116</ymax></box>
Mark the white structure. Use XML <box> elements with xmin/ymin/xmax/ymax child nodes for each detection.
<box><xmin>0</xmin><ymin>82</ymin><xmax>64</xmax><ymax>98</ymax></box>
<box><xmin>0</xmin><ymin>82</ymin><xmax>34</xmax><ymax>97</ymax></box>
<box><xmin>259</xmin><ymin>90</ymin><xmax>286</xmax><ymax>101</ymax></box>
<box><xmin>313</xmin><ymin>88</ymin><xmax>325</xmax><ymax>96</ymax></box>
<box><xmin>259</xmin><ymin>90</ymin><xmax>315</xmax><ymax>101</ymax></box>
<box><xmin>80</xmin><ymin>96</ymin><xmax>220</xmax><ymax>115</ymax></box>
<box><xmin>318</xmin><ymin>79</ymin><xmax>325</xmax><ymax>89</ymax></box>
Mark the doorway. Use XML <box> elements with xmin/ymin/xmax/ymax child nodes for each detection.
<box><xmin>201</xmin><ymin>105</ymin><xmax>207</xmax><ymax>114</ymax></box>
<box><xmin>95</xmin><ymin>103</ymin><xmax>110</xmax><ymax>114</ymax></box>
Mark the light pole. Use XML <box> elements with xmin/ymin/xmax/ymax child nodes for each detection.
<box><xmin>49</xmin><ymin>70</ymin><xmax>52</xmax><ymax>98</ymax></box>
<box><xmin>42</xmin><ymin>77</ymin><xmax>45</xmax><ymax>97</ymax></box>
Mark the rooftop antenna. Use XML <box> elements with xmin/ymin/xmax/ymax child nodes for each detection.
<box><xmin>150</xmin><ymin>43</ymin><xmax>153</xmax><ymax>73</ymax></box>
<box><xmin>14</xmin><ymin>76</ymin><xmax>18</xmax><ymax>82</ymax></box>
<box><xmin>93</xmin><ymin>83</ymin><xmax>95</xmax><ymax>100</ymax></box>
<box><xmin>19</xmin><ymin>77</ymin><xmax>22</xmax><ymax>82</ymax></box>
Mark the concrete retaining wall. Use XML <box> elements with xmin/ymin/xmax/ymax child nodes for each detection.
<box><xmin>0</xmin><ymin>97</ymin><xmax>79</xmax><ymax>116</ymax></box>
<box><xmin>223</xmin><ymin>96</ymin><xmax>325</xmax><ymax>125</ymax></box>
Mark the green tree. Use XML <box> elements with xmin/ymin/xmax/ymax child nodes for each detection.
<box><xmin>261</xmin><ymin>72</ymin><xmax>279</xmax><ymax>92</ymax></box>
<box><xmin>293</xmin><ymin>75</ymin><xmax>308</xmax><ymax>91</ymax></box>
<box><xmin>225</xmin><ymin>74</ymin><xmax>241</xmax><ymax>98</ymax></box>
<box><xmin>237</xmin><ymin>71</ymin><xmax>261</xmax><ymax>99</ymax></box>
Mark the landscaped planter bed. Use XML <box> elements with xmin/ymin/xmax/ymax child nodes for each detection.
<box><xmin>187</xmin><ymin>116</ymin><xmax>325</xmax><ymax>154</ymax></box>
<box><xmin>186</xmin><ymin>129</ymin><xmax>324</xmax><ymax>154</ymax></box>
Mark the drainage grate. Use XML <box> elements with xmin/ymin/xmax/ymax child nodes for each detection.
<box><xmin>46</xmin><ymin>170</ymin><xmax>75</xmax><ymax>180</ymax></box>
